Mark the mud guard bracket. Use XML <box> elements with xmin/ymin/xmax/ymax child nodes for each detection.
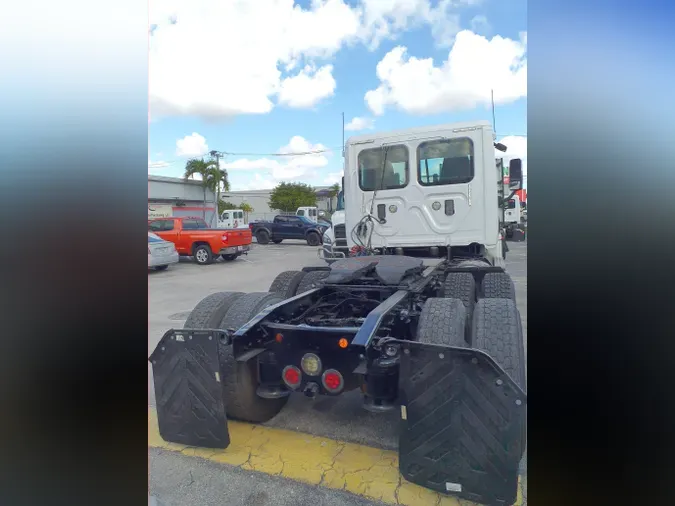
<box><xmin>395</xmin><ymin>340</ymin><xmax>527</xmax><ymax>505</ymax></box>
<box><xmin>149</xmin><ymin>329</ymin><xmax>230</xmax><ymax>449</ymax></box>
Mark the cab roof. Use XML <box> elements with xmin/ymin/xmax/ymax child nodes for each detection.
<box><xmin>345</xmin><ymin>120</ymin><xmax>492</xmax><ymax>146</ymax></box>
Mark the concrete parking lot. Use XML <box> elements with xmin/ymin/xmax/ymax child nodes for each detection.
<box><xmin>149</xmin><ymin>241</ymin><xmax>527</xmax><ymax>506</ymax></box>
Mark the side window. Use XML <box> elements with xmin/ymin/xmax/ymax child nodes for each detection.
<box><xmin>149</xmin><ymin>221</ymin><xmax>162</xmax><ymax>232</ymax></box>
<box><xmin>238</xmin><ymin>212</ymin><xmax>243</xmax><ymax>219</ymax></box>
<box><xmin>508</xmin><ymin>200</ymin><xmax>516</xmax><ymax>209</ymax></box>
<box><xmin>310</xmin><ymin>209</ymin><xmax>317</xmax><ymax>217</ymax></box>
<box><xmin>194</xmin><ymin>219</ymin><xmax>208</xmax><ymax>229</ymax></box>
<box><xmin>358</xmin><ymin>145</ymin><xmax>409</xmax><ymax>191</ymax></box>
<box><xmin>287</xmin><ymin>217</ymin><xmax>300</xmax><ymax>224</ymax></box>
<box><xmin>417</xmin><ymin>138</ymin><xmax>474</xmax><ymax>186</ymax></box>
<box><xmin>297</xmin><ymin>210</ymin><xmax>305</xmax><ymax>216</ymax></box>
<box><xmin>275</xmin><ymin>216</ymin><xmax>287</xmax><ymax>223</ymax></box>
<box><xmin>182</xmin><ymin>220</ymin><xmax>197</xmax><ymax>230</ymax></box>
<box><xmin>223</xmin><ymin>212</ymin><xmax>229</xmax><ymax>220</ymax></box>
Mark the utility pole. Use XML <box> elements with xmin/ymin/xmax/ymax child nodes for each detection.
<box><xmin>210</xmin><ymin>150</ymin><xmax>221</xmax><ymax>227</ymax></box>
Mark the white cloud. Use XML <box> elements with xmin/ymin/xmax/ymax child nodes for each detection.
<box><xmin>176</xmin><ymin>132</ymin><xmax>209</xmax><ymax>157</ymax></box>
<box><xmin>149</xmin><ymin>0</ymin><xmax>480</xmax><ymax>119</ymax></box>
<box><xmin>365</xmin><ymin>30</ymin><xmax>527</xmax><ymax>116</ymax></box>
<box><xmin>222</xmin><ymin>135</ymin><xmax>331</xmax><ymax>186</ymax></box>
<box><xmin>344</xmin><ymin>116</ymin><xmax>375</xmax><ymax>131</ymax></box>
<box><xmin>278</xmin><ymin>64</ymin><xmax>336</xmax><ymax>108</ymax></box>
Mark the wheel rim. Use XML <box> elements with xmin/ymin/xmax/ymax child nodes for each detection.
<box><xmin>196</xmin><ymin>249</ymin><xmax>207</xmax><ymax>262</ymax></box>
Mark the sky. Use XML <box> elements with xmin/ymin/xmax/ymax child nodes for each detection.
<box><xmin>148</xmin><ymin>0</ymin><xmax>527</xmax><ymax>191</ymax></box>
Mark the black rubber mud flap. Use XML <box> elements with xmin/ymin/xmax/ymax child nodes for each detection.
<box><xmin>149</xmin><ymin>329</ymin><xmax>230</xmax><ymax>449</ymax></box>
<box><xmin>395</xmin><ymin>340</ymin><xmax>526</xmax><ymax>505</ymax></box>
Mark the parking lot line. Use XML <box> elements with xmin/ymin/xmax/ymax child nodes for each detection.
<box><xmin>148</xmin><ymin>407</ymin><xmax>525</xmax><ymax>505</ymax></box>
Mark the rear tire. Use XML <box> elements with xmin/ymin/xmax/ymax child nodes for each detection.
<box><xmin>221</xmin><ymin>254</ymin><xmax>238</xmax><ymax>261</ymax></box>
<box><xmin>272</xmin><ymin>239</ymin><xmax>283</xmax><ymax>244</ymax></box>
<box><xmin>471</xmin><ymin>297</ymin><xmax>526</xmax><ymax>459</ymax></box>
<box><xmin>155</xmin><ymin>265</ymin><xmax>168</xmax><ymax>271</ymax></box>
<box><xmin>268</xmin><ymin>270</ymin><xmax>307</xmax><ymax>299</ymax></box>
<box><xmin>306</xmin><ymin>232</ymin><xmax>321</xmax><ymax>246</ymax></box>
<box><xmin>256</xmin><ymin>229</ymin><xmax>270</xmax><ymax>245</ymax></box>
<box><xmin>471</xmin><ymin>298</ymin><xmax>525</xmax><ymax>389</ymax></box>
<box><xmin>442</xmin><ymin>271</ymin><xmax>475</xmax><ymax>309</ymax></box>
<box><xmin>183</xmin><ymin>291</ymin><xmax>245</xmax><ymax>330</ymax></box>
<box><xmin>296</xmin><ymin>270</ymin><xmax>329</xmax><ymax>294</ymax></box>
<box><xmin>482</xmin><ymin>272</ymin><xmax>516</xmax><ymax>301</ymax></box>
<box><xmin>416</xmin><ymin>298</ymin><xmax>467</xmax><ymax>346</ymax></box>
<box><xmin>218</xmin><ymin>292</ymin><xmax>288</xmax><ymax>423</ymax></box>
<box><xmin>193</xmin><ymin>244</ymin><xmax>213</xmax><ymax>265</ymax></box>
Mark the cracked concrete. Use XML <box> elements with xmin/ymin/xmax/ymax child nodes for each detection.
<box><xmin>149</xmin><ymin>408</ymin><xmax>525</xmax><ymax>506</ymax></box>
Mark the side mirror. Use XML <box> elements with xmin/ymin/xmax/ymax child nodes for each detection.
<box><xmin>509</xmin><ymin>159</ymin><xmax>523</xmax><ymax>190</ymax></box>
<box><xmin>494</xmin><ymin>142</ymin><xmax>507</xmax><ymax>152</ymax></box>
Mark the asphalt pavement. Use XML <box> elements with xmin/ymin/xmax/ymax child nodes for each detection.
<box><xmin>148</xmin><ymin>240</ymin><xmax>528</xmax><ymax>506</ymax></box>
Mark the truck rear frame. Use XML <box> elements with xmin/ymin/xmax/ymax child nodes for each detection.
<box><xmin>150</xmin><ymin>254</ymin><xmax>526</xmax><ymax>505</ymax></box>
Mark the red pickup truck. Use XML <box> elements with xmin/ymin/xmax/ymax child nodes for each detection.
<box><xmin>148</xmin><ymin>216</ymin><xmax>252</xmax><ymax>265</ymax></box>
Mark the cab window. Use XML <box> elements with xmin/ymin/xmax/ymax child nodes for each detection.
<box><xmin>417</xmin><ymin>138</ymin><xmax>474</xmax><ymax>186</ymax></box>
<box><xmin>358</xmin><ymin>145</ymin><xmax>408</xmax><ymax>191</ymax></box>
<box><xmin>297</xmin><ymin>210</ymin><xmax>305</xmax><ymax>216</ymax></box>
<box><xmin>223</xmin><ymin>212</ymin><xmax>230</xmax><ymax>220</ymax></box>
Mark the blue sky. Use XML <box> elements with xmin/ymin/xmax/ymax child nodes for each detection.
<box><xmin>148</xmin><ymin>0</ymin><xmax>527</xmax><ymax>190</ymax></box>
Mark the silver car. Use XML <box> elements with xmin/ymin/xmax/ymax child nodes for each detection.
<box><xmin>148</xmin><ymin>232</ymin><xmax>179</xmax><ymax>271</ymax></box>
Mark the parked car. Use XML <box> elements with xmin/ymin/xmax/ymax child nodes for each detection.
<box><xmin>148</xmin><ymin>216</ymin><xmax>253</xmax><ymax>265</ymax></box>
<box><xmin>148</xmin><ymin>232</ymin><xmax>179</xmax><ymax>271</ymax></box>
<box><xmin>249</xmin><ymin>215</ymin><xmax>328</xmax><ymax>246</ymax></box>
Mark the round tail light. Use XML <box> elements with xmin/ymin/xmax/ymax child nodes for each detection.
<box><xmin>301</xmin><ymin>353</ymin><xmax>322</xmax><ymax>376</ymax></box>
<box><xmin>321</xmin><ymin>369</ymin><xmax>344</xmax><ymax>394</ymax></box>
<box><xmin>282</xmin><ymin>366</ymin><xmax>302</xmax><ymax>389</ymax></box>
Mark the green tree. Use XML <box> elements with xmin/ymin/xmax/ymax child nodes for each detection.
<box><xmin>184</xmin><ymin>157</ymin><xmax>230</xmax><ymax>224</ymax></box>
<box><xmin>218</xmin><ymin>200</ymin><xmax>238</xmax><ymax>215</ymax></box>
<box><xmin>184</xmin><ymin>158</ymin><xmax>217</xmax><ymax>219</ymax></box>
<box><xmin>268</xmin><ymin>182</ymin><xmax>317</xmax><ymax>212</ymax></box>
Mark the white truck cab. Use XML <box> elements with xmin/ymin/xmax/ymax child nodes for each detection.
<box><xmin>296</xmin><ymin>207</ymin><xmax>319</xmax><ymax>222</ymax></box>
<box><xmin>504</xmin><ymin>195</ymin><xmax>522</xmax><ymax>225</ymax></box>
<box><xmin>339</xmin><ymin>121</ymin><xmax>522</xmax><ymax>264</ymax></box>
<box><xmin>218</xmin><ymin>209</ymin><xmax>247</xmax><ymax>229</ymax></box>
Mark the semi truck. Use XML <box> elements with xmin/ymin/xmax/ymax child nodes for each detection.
<box><xmin>149</xmin><ymin>120</ymin><xmax>527</xmax><ymax>505</ymax></box>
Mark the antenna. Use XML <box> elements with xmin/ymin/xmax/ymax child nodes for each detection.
<box><xmin>341</xmin><ymin>112</ymin><xmax>345</xmax><ymax>159</ymax></box>
<box><xmin>491</xmin><ymin>89</ymin><xmax>496</xmax><ymax>135</ymax></box>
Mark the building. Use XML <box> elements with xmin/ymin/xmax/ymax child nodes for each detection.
<box><xmin>148</xmin><ymin>175</ymin><xmax>217</xmax><ymax>226</ymax></box>
<box><xmin>222</xmin><ymin>186</ymin><xmax>338</xmax><ymax>222</ymax></box>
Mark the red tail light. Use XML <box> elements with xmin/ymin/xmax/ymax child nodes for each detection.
<box><xmin>282</xmin><ymin>366</ymin><xmax>302</xmax><ymax>389</ymax></box>
<box><xmin>321</xmin><ymin>369</ymin><xmax>344</xmax><ymax>394</ymax></box>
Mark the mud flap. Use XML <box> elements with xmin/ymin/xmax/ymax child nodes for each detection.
<box><xmin>149</xmin><ymin>329</ymin><xmax>230</xmax><ymax>449</ymax></box>
<box><xmin>395</xmin><ymin>340</ymin><xmax>526</xmax><ymax>505</ymax></box>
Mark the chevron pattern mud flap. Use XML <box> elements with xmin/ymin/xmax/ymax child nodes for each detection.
<box><xmin>396</xmin><ymin>341</ymin><xmax>527</xmax><ymax>505</ymax></box>
<box><xmin>149</xmin><ymin>329</ymin><xmax>230</xmax><ymax>449</ymax></box>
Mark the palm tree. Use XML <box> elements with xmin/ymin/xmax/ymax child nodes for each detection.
<box><xmin>240</xmin><ymin>202</ymin><xmax>254</xmax><ymax>222</ymax></box>
<box><xmin>328</xmin><ymin>183</ymin><xmax>340</xmax><ymax>212</ymax></box>
<box><xmin>184</xmin><ymin>158</ymin><xmax>230</xmax><ymax>224</ymax></box>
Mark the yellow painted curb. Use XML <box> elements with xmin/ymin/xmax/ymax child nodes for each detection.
<box><xmin>149</xmin><ymin>408</ymin><xmax>525</xmax><ymax>506</ymax></box>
